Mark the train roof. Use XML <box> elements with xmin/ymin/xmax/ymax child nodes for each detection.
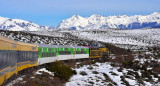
<box><xmin>36</xmin><ymin>44</ymin><xmax>88</xmax><ymax>49</ymax></box>
<box><xmin>36</xmin><ymin>44</ymin><xmax>58</xmax><ymax>48</ymax></box>
<box><xmin>52</xmin><ymin>45</ymin><xmax>88</xmax><ymax>48</ymax></box>
<box><xmin>72</xmin><ymin>46</ymin><xmax>89</xmax><ymax>48</ymax></box>
<box><xmin>56</xmin><ymin>45</ymin><xmax>74</xmax><ymax>48</ymax></box>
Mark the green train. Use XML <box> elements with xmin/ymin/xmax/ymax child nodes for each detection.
<box><xmin>0</xmin><ymin>36</ymin><xmax>109</xmax><ymax>85</ymax></box>
<box><xmin>37</xmin><ymin>44</ymin><xmax>89</xmax><ymax>65</ymax></box>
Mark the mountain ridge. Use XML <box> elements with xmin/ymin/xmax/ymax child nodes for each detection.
<box><xmin>58</xmin><ymin>12</ymin><xmax>160</xmax><ymax>30</ymax></box>
<box><xmin>0</xmin><ymin>16</ymin><xmax>49</xmax><ymax>31</ymax></box>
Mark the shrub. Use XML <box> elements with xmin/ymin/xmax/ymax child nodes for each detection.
<box><xmin>134</xmin><ymin>72</ymin><xmax>140</xmax><ymax>79</ymax></box>
<box><xmin>108</xmin><ymin>83</ymin><xmax>113</xmax><ymax>86</ymax></box>
<box><xmin>122</xmin><ymin>60</ymin><xmax>133</xmax><ymax>68</ymax></box>
<box><xmin>120</xmin><ymin>76</ymin><xmax>130</xmax><ymax>86</ymax></box>
<box><xmin>87</xmin><ymin>66</ymin><xmax>93</xmax><ymax>70</ymax></box>
<box><xmin>158</xmin><ymin>77</ymin><xmax>160</xmax><ymax>82</ymax></box>
<box><xmin>92</xmin><ymin>71</ymin><xmax>99</xmax><ymax>74</ymax></box>
<box><xmin>79</xmin><ymin>71</ymin><xmax>87</xmax><ymax>76</ymax></box>
<box><xmin>46</xmin><ymin>61</ymin><xmax>77</xmax><ymax>81</ymax></box>
<box><xmin>117</xmin><ymin>67</ymin><xmax>123</xmax><ymax>72</ymax></box>
<box><xmin>88</xmin><ymin>81</ymin><xmax>94</xmax><ymax>85</ymax></box>
<box><xmin>109</xmin><ymin>71</ymin><xmax>118</xmax><ymax>76</ymax></box>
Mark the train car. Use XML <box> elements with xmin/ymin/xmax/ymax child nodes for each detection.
<box><xmin>37</xmin><ymin>44</ymin><xmax>58</xmax><ymax>65</ymax></box>
<box><xmin>57</xmin><ymin>45</ymin><xmax>90</xmax><ymax>60</ymax></box>
<box><xmin>0</xmin><ymin>36</ymin><xmax>18</xmax><ymax>85</ymax></box>
<box><xmin>89</xmin><ymin>47</ymin><xmax>109</xmax><ymax>58</ymax></box>
<box><xmin>73</xmin><ymin>46</ymin><xmax>89</xmax><ymax>59</ymax></box>
<box><xmin>17</xmin><ymin>42</ymin><xmax>38</xmax><ymax>71</ymax></box>
<box><xmin>57</xmin><ymin>45</ymin><xmax>74</xmax><ymax>60</ymax></box>
<box><xmin>37</xmin><ymin>44</ymin><xmax>90</xmax><ymax>65</ymax></box>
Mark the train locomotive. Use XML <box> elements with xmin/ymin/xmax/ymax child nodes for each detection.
<box><xmin>0</xmin><ymin>36</ymin><xmax>109</xmax><ymax>85</ymax></box>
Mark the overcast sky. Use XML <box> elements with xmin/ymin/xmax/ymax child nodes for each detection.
<box><xmin>0</xmin><ymin>0</ymin><xmax>160</xmax><ymax>26</ymax></box>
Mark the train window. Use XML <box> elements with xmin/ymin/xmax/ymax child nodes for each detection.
<box><xmin>47</xmin><ymin>53</ymin><xmax>49</xmax><ymax>57</ymax></box>
<box><xmin>9</xmin><ymin>52</ymin><xmax>11</xmax><ymax>58</ymax></box>
<box><xmin>0</xmin><ymin>51</ymin><xmax>2</xmax><ymax>57</ymax></box>
<box><xmin>49</xmin><ymin>48</ymin><xmax>52</xmax><ymax>52</ymax></box>
<box><xmin>33</xmin><ymin>52</ymin><xmax>34</xmax><ymax>58</ymax></box>
<box><xmin>44</xmin><ymin>53</ymin><xmax>46</xmax><ymax>57</ymax></box>
<box><xmin>33</xmin><ymin>52</ymin><xmax>35</xmax><ymax>58</ymax></box>
<box><xmin>50</xmin><ymin>53</ymin><xmax>52</xmax><ymax>56</ymax></box>
<box><xmin>35</xmin><ymin>52</ymin><xmax>37</xmax><ymax>58</ymax></box>
<box><xmin>31</xmin><ymin>52</ymin><xmax>33</xmax><ymax>58</ymax></box>
<box><xmin>27</xmin><ymin>52</ymin><xmax>28</xmax><ymax>58</ymax></box>
<box><xmin>53</xmin><ymin>53</ymin><xmax>55</xmax><ymax>56</ymax></box>
<box><xmin>46</xmin><ymin>53</ymin><xmax>48</xmax><ymax>57</ymax></box>
<box><xmin>29</xmin><ymin>52</ymin><xmax>30</xmax><ymax>58</ymax></box>
<box><xmin>24</xmin><ymin>52</ymin><xmax>26</xmax><ymax>58</ymax></box>
<box><xmin>49</xmin><ymin>53</ymin><xmax>51</xmax><ymax>57</ymax></box>
<box><xmin>22</xmin><ymin>52</ymin><xmax>24</xmax><ymax>58</ymax></box>
<box><xmin>26</xmin><ymin>52</ymin><xmax>28</xmax><ymax>58</ymax></box>
<box><xmin>23</xmin><ymin>52</ymin><xmax>25</xmax><ymax>58</ymax></box>
<box><xmin>46</xmin><ymin>53</ymin><xmax>47</xmax><ymax>57</ymax></box>
<box><xmin>23</xmin><ymin>52</ymin><xmax>26</xmax><ymax>58</ymax></box>
<box><xmin>43</xmin><ymin>53</ymin><xmax>45</xmax><ymax>57</ymax></box>
<box><xmin>48</xmin><ymin>53</ymin><xmax>50</xmax><ymax>57</ymax></box>
<box><xmin>29</xmin><ymin>52</ymin><xmax>31</xmax><ymax>58</ymax></box>
<box><xmin>64</xmin><ymin>48</ymin><xmax>68</xmax><ymax>51</ymax></box>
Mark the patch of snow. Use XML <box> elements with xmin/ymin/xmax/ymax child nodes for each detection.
<box><xmin>35</xmin><ymin>68</ymin><xmax>54</xmax><ymax>76</ymax></box>
<box><xmin>6</xmin><ymin>75</ymin><xmax>25</xmax><ymax>86</ymax></box>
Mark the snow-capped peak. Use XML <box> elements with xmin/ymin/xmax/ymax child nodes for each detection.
<box><xmin>72</xmin><ymin>15</ymin><xmax>82</xmax><ymax>19</ymax></box>
<box><xmin>0</xmin><ymin>16</ymin><xmax>49</xmax><ymax>31</ymax></box>
<box><xmin>58</xmin><ymin>12</ymin><xmax>160</xmax><ymax>30</ymax></box>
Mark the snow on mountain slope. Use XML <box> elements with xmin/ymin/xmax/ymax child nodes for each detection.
<box><xmin>68</xmin><ymin>28</ymin><xmax>160</xmax><ymax>50</ymax></box>
<box><xmin>0</xmin><ymin>16</ymin><xmax>49</xmax><ymax>31</ymax></box>
<box><xmin>58</xmin><ymin>12</ymin><xmax>160</xmax><ymax>30</ymax></box>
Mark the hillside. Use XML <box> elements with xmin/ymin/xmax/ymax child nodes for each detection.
<box><xmin>67</xmin><ymin>28</ymin><xmax>160</xmax><ymax>50</ymax></box>
<box><xmin>1</xmin><ymin>29</ymin><xmax>160</xmax><ymax>86</ymax></box>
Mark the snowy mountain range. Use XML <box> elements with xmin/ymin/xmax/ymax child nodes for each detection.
<box><xmin>58</xmin><ymin>12</ymin><xmax>160</xmax><ymax>30</ymax></box>
<box><xmin>0</xmin><ymin>16</ymin><xmax>49</xmax><ymax>31</ymax></box>
<box><xmin>0</xmin><ymin>12</ymin><xmax>160</xmax><ymax>31</ymax></box>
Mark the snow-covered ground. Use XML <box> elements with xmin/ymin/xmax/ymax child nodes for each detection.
<box><xmin>0</xmin><ymin>30</ymin><xmax>98</xmax><ymax>46</ymax></box>
<box><xmin>6</xmin><ymin>68</ymin><xmax>55</xmax><ymax>86</ymax></box>
<box><xmin>67</xmin><ymin>62</ymin><xmax>160</xmax><ymax>86</ymax></box>
<box><xmin>67</xmin><ymin>28</ymin><xmax>160</xmax><ymax>50</ymax></box>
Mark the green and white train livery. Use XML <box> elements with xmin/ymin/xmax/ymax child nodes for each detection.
<box><xmin>37</xmin><ymin>44</ymin><xmax>89</xmax><ymax>65</ymax></box>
